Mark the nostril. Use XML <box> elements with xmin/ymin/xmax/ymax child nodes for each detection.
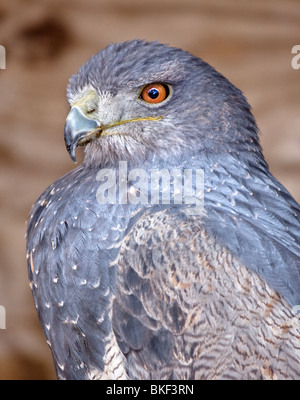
<box><xmin>87</xmin><ymin>108</ymin><xmax>96</xmax><ymax>114</ymax></box>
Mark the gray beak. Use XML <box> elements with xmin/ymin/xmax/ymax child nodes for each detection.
<box><xmin>64</xmin><ymin>106</ymin><xmax>99</xmax><ymax>163</ymax></box>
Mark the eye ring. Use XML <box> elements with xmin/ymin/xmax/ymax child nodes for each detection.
<box><xmin>140</xmin><ymin>83</ymin><xmax>170</xmax><ymax>104</ymax></box>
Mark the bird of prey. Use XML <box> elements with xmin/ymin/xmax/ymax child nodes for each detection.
<box><xmin>26</xmin><ymin>40</ymin><xmax>300</xmax><ymax>380</ymax></box>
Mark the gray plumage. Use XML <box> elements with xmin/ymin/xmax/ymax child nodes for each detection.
<box><xmin>26</xmin><ymin>40</ymin><xmax>300</xmax><ymax>380</ymax></box>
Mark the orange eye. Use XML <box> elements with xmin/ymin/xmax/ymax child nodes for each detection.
<box><xmin>140</xmin><ymin>83</ymin><xmax>169</xmax><ymax>104</ymax></box>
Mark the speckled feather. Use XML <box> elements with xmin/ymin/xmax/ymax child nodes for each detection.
<box><xmin>26</xmin><ymin>40</ymin><xmax>300</xmax><ymax>379</ymax></box>
<box><xmin>113</xmin><ymin>208</ymin><xmax>300</xmax><ymax>379</ymax></box>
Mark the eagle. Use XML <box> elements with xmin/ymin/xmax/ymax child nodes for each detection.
<box><xmin>26</xmin><ymin>40</ymin><xmax>300</xmax><ymax>380</ymax></box>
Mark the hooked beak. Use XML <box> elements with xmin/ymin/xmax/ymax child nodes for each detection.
<box><xmin>64</xmin><ymin>106</ymin><xmax>100</xmax><ymax>163</ymax></box>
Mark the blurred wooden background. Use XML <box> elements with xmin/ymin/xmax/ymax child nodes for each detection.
<box><xmin>0</xmin><ymin>0</ymin><xmax>299</xmax><ymax>379</ymax></box>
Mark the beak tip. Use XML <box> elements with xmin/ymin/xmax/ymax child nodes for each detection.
<box><xmin>64</xmin><ymin>106</ymin><xmax>99</xmax><ymax>164</ymax></box>
<box><xmin>65</xmin><ymin>143</ymin><xmax>77</xmax><ymax>163</ymax></box>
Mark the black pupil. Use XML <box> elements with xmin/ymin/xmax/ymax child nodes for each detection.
<box><xmin>148</xmin><ymin>88</ymin><xmax>159</xmax><ymax>99</ymax></box>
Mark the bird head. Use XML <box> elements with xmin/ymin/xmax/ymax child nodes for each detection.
<box><xmin>65</xmin><ymin>40</ymin><xmax>261</xmax><ymax>167</ymax></box>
